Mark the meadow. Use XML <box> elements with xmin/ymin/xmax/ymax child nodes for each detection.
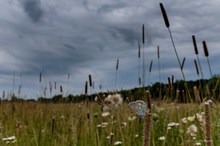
<box><xmin>0</xmin><ymin>2</ymin><xmax>219</xmax><ymax>146</ymax></box>
<box><xmin>0</xmin><ymin>95</ymin><xmax>219</xmax><ymax>146</ymax></box>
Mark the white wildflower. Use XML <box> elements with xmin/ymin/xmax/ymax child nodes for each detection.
<box><xmin>158</xmin><ymin>136</ymin><xmax>166</xmax><ymax>141</ymax></box>
<box><xmin>167</xmin><ymin>126</ymin><xmax>172</xmax><ymax>130</ymax></box>
<box><xmin>97</xmin><ymin>122</ymin><xmax>108</xmax><ymax>128</ymax></box>
<box><xmin>121</xmin><ymin>122</ymin><xmax>127</xmax><ymax>128</ymax></box>
<box><xmin>114</xmin><ymin>141</ymin><xmax>122</xmax><ymax>145</ymax></box>
<box><xmin>101</xmin><ymin>122</ymin><xmax>108</xmax><ymax>128</ymax></box>
<box><xmin>181</xmin><ymin>117</ymin><xmax>187</xmax><ymax>124</ymax></box>
<box><xmin>60</xmin><ymin>115</ymin><xmax>65</xmax><ymax>119</ymax></box>
<box><xmin>187</xmin><ymin>116</ymin><xmax>195</xmax><ymax>122</ymax></box>
<box><xmin>207</xmin><ymin>99</ymin><xmax>213</xmax><ymax>105</ymax></box>
<box><xmin>195</xmin><ymin>113</ymin><xmax>203</xmax><ymax>123</ymax></box>
<box><xmin>187</xmin><ymin>124</ymin><xmax>197</xmax><ymax>137</ymax></box>
<box><xmin>167</xmin><ymin>122</ymin><xmax>179</xmax><ymax>130</ymax></box>
<box><xmin>2</xmin><ymin>135</ymin><xmax>17</xmax><ymax>144</ymax></box>
<box><xmin>167</xmin><ymin>122</ymin><xmax>179</xmax><ymax>127</ymax></box>
<box><xmin>94</xmin><ymin>96</ymin><xmax>98</xmax><ymax>101</ymax></box>
<box><xmin>96</xmin><ymin>124</ymin><xmax>102</xmax><ymax>128</ymax></box>
<box><xmin>102</xmin><ymin>111</ymin><xmax>110</xmax><ymax>117</ymax></box>
<box><xmin>107</xmin><ymin>133</ymin><xmax>114</xmax><ymax>139</ymax></box>
<box><xmin>128</xmin><ymin>115</ymin><xmax>137</xmax><ymax>121</ymax></box>
<box><xmin>103</xmin><ymin>94</ymin><xmax>123</xmax><ymax>111</ymax></box>
<box><xmin>195</xmin><ymin>142</ymin><xmax>202</xmax><ymax>145</ymax></box>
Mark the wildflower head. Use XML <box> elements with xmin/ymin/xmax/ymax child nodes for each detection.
<box><xmin>187</xmin><ymin>124</ymin><xmax>197</xmax><ymax>137</ymax></box>
<box><xmin>114</xmin><ymin>141</ymin><xmax>122</xmax><ymax>145</ymax></box>
<box><xmin>103</xmin><ymin>93</ymin><xmax>123</xmax><ymax>111</ymax></box>
<box><xmin>2</xmin><ymin>136</ymin><xmax>17</xmax><ymax>144</ymax></box>
<box><xmin>158</xmin><ymin>136</ymin><xmax>166</xmax><ymax>141</ymax></box>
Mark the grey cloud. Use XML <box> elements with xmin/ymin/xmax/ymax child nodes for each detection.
<box><xmin>1</xmin><ymin>0</ymin><xmax>220</xmax><ymax>98</ymax></box>
<box><xmin>22</xmin><ymin>0</ymin><xmax>43</xmax><ymax>22</ymax></box>
<box><xmin>63</xmin><ymin>44</ymin><xmax>77</xmax><ymax>50</ymax></box>
<box><xmin>112</xmin><ymin>27</ymin><xmax>138</xmax><ymax>45</ymax></box>
<box><xmin>97</xmin><ymin>3</ymin><xmax>127</xmax><ymax>13</ymax></box>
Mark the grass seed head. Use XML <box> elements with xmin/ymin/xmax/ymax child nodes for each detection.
<box><xmin>203</xmin><ymin>41</ymin><xmax>209</xmax><ymax>57</ymax></box>
<box><xmin>192</xmin><ymin>35</ymin><xmax>198</xmax><ymax>54</ymax></box>
<box><xmin>160</xmin><ymin>3</ymin><xmax>170</xmax><ymax>28</ymax></box>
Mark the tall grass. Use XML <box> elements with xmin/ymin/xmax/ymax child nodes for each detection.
<box><xmin>115</xmin><ymin>58</ymin><xmax>119</xmax><ymax>89</ymax></box>
<box><xmin>138</xmin><ymin>40</ymin><xmax>141</xmax><ymax>86</ymax></box>
<box><xmin>0</xmin><ymin>100</ymin><xmax>219</xmax><ymax>145</ymax></box>
<box><xmin>142</xmin><ymin>24</ymin><xmax>146</xmax><ymax>87</ymax></box>
<box><xmin>147</xmin><ymin>60</ymin><xmax>153</xmax><ymax>85</ymax></box>
<box><xmin>204</xmin><ymin>102</ymin><xmax>212</xmax><ymax>146</ymax></box>
<box><xmin>203</xmin><ymin>41</ymin><xmax>213</xmax><ymax>78</ymax></box>
<box><xmin>157</xmin><ymin>46</ymin><xmax>162</xmax><ymax>99</ymax></box>
<box><xmin>192</xmin><ymin>35</ymin><xmax>204</xmax><ymax>79</ymax></box>
<box><xmin>159</xmin><ymin>3</ymin><xmax>186</xmax><ymax>81</ymax></box>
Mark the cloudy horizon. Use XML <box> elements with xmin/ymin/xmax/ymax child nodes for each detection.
<box><xmin>0</xmin><ymin>0</ymin><xmax>220</xmax><ymax>99</ymax></box>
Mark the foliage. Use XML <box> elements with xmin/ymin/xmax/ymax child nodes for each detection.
<box><xmin>0</xmin><ymin>101</ymin><xmax>219</xmax><ymax>145</ymax></box>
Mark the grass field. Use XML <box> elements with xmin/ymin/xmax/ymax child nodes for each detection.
<box><xmin>0</xmin><ymin>2</ymin><xmax>219</xmax><ymax>146</ymax></box>
<box><xmin>0</xmin><ymin>98</ymin><xmax>219</xmax><ymax>146</ymax></box>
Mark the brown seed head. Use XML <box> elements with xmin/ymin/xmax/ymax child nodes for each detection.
<box><xmin>192</xmin><ymin>35</ymin><xmax>198</xmax><ymax>54</ymax></box>
<box><xmin>142</xmin><ymin>24</ymin><xmax>145</xmax><ymax>44</ymax></box>
<box><xmin>160</xmin><ymin>3</ymin><xmax>170</xmax><ymax>28</ymax></box>
<box><xmin>203</xmin><ymin>41</ymin><xmax>209</xmax><ymax>57</ymax></box>
<box><xmin>194</xmin><ymin>59</ymin><xmax>199</xmax><ymax>75</ymax></box>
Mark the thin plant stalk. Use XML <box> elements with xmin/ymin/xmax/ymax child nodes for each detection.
<box><xmin>85</xmin><ymin>81</ymin><xmax>88</xmax><ymax>96</ymax></box>
<box><xmin>49</xmin><ymin>82</ymin><xmax>52</xmax><ymax>96</ymax></box>
<box><xmin>66</xmin><ymin>73</ymin><xmax>70</xmax><ymax>96</ymax></box>
<box><xmin>194</xmin><ymin>59</ymin><xmax>200</xmax><ymax>76</ymax></box>
<box><xmin>39</xmin><ymin>72</ymin><xmax>42</xmax><ymax>83</ymax></box>
<box><xmin>12</xmin><ymin>72</ymin><xmax>15</xmax><ymax>98</ymax></box>
<box><xmin>204</xmin><ymin>102</ymin><xmax>213</xmax><ymax>146</ymax></box>
<box><xmin>160</xmin><ymin>3</ymin><xmax>185</xmax><ymax>81</ymax></box>
<box><xmin>138</xmin><ymin>40</ymin><xmax>141</xmax><ymax>86</ymax></box>
<box><xmin>181</xmin><ymin>57</ymin><xmax>186</xmax><ymax>70</ymax></box>
<box><xmin>203</xmin><ymin>41</ymin><xmax>213</xmax><ymax>78</ymax></box>
<box><xmin>160</xmin><ymin>3</ymin><xmax>194</xmax><ymax>102</ymax></box>
<box><xmin>168</xmin><ymin>28</ymin><xmax>185</xmax><ymax>80</ymax></box>
<box><xmin>194</xmin><ymin>59</ymin><xmax>200</xmax><ymax>78</ymax></box>
<box><xmin>196</xmin><ymin>55</ymin><xmax>203</xmax><ymax>79</ymax></box>
<box><xmin>89</xmin><ymin>74</ymin><xmax>93</xmax><ymax>95</ymax></box>
<box><xmin>157</xmin><ymin>46</ymin><xmax>162</xmax><ymax>99</ymax></box>
<box><xmin>157</xmin><ymin>46</ymin><xmax>161</xmax><ymax>83</ymax></box>
<box><xmin>89</xmin><ymin>74</ymin><xmax>92</xmax><ymax>87</ymax></box>
<box><xmin>115</xmin><ymin>58</ymin><xmax>119</xmax><ymax>89</ymax></box>
<box><xmin>192</xmin><ymin>35</ymin><xmax>204</xmax><ymax>79</ymax></box>
<box><xmin>60</xmin><ymin>85</ymin><xmax>63</xmax><ymax>95</ymax></box>
<box><xmin>142</xmin><ymin>24</ymin><xmax>146</xmax><ymax>87</ymax></box>
<box><xmin>148</xmin><ymin>60</ymin><xmax>153</xmax><ymax>84</ymax></box>
<box><xmin>143</xmin><ymin>91</ymin><xmax>152</xmax><ymax>146</ymax></box>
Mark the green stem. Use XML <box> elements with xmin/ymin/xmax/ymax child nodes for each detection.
<box><xmin>168</xmin><ymin>28</ymin><xmax>185</xmax><ymax>81</ymax></box>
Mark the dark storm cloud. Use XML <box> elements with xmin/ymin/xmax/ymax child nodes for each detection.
<box><xmin>63</xmin><ymin>44</ymin><xmax>77</xmax><ymax>50</ymax></box>
<box><xmin>111</xmin><ymin>27</ymin><xmax>138</xmax><ymax>45</ymax></box>
<box><xmin>97</xmin><ymin>3</ymin><xmax>127</xmax><ymax>13</ymax></box>
<box><xmin>22</xmin><ymin>0</ymin><xmax>43</xmax><ymax>22</ymax></box>
<box><xmin>1</xmin><ymin>0</ymin><xmax>220</xmax><ymax>98</ymax></box>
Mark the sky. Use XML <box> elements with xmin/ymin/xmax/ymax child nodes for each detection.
<box><xmin>0</xmin><ymin>0</ymin><xmax>220</xmax><ymax>99</ymax></box>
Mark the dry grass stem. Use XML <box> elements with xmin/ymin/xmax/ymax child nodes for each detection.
<box><xmin>143</xmin><ymin>91</ymin><xmax>152</xmax><ymax>146</ymax></box>
<box><xmin>193</xmin><ymin>86</ymin><xmax>201</xmax><ymax>103</ymax></box>
<box><xmin>89</xmin><ymin>74</ymin><xmax>92</xmax><ymax>87</ymax></box>
<box><xmin>181</xmin><ymin>57</ymin><xmax>186</xmax><ymax>70</ymax></box>
<box><xmin>85</xmin><ymin>81</ymin><xmax>88</xmax><ymax>95</ymax></box>
<box><xmin>204</xmin><ymin>102</ymin><xmax>213</xmax><ymax>146</ymax></box>
<box><xmin>194</xmin><ymin>59</ymin><xmax>199</xmax><ymax>76</ymax></box>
